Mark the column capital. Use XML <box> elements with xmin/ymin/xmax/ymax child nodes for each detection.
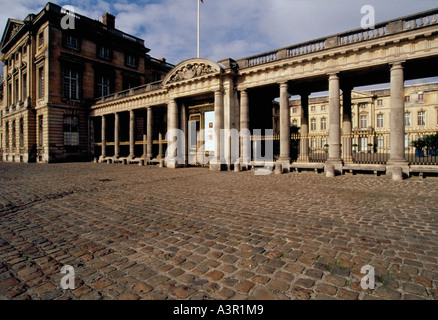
<box><xmin>279</xmin><ymin>81</ymin><xmax>289</xmax><ymax>88</ymax></box>
<box><xmin>214</xmin><ymin>89</ymin><xmax>224</xmax><ymax>96</ymax></box>
<box><xmin>389</xmin><ymin>60</ymin><xmax>405</xmax><ymax>69</ymax></box>
<box><xmin>327</xmin><ymin>72</ymin><xmax>339</xmax><ymax>80</ymax></box>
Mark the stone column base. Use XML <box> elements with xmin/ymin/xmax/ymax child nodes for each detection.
<box><xmin>276</xmin><ymin>159</ymin><xmax>290</xmax><ymax>173</ymax></box>
<box><xmin>167</xmin><ymin>159</ymin><xmax>177</xmax><ymax>169</ymax></box>
<box><xmin>325</xmin><ymin>160</ymin><xmax>343</xmax><ymax>176</ymax></box>
<box><xmin>209</xmin><ymin>160</ymin><xmax>224</xmax><ymax>171</ymax></box>
<box><xmin>386</xmin><ymin>161</ymin><xmax>409</xmax><ymax>178</ymax></box>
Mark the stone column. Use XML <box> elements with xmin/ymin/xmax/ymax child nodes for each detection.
<box><xmin>100</xmin><ymin>115</ymin><xmax>106</xmax><ymax>161</ymax></box>
<box><xmin>147</xmin><ymin>107</ymin><xmax>153</xmax><ymax>160</ymax></box>
<box><xmin>240</xmin><ymin>89</ymin><xmax>250</xmax><ymax>166</ymax></box>
<box><xmin>129</xmin><ymin>110</ymin><xmax>135</xmax><ymax>159</ymax></box>
<box><xmin>158</xmin><ymin>132</ymin><xmax>164</xmax><ymax>159</ymax></box>
<box><xmin>279</xmin><ymin>82</ymin><xmax>291</xmax><ymax>167</ymax></box>
<box><xmin>388</xmin><ymin>62</ymin><xmax>408</xmax><ymax>168</ymax></box>
<box><xmin>299</xmin><ymin>92</ymin><xmax>309</xmax><ymax>162</ymax></box>
<box><xmin>114</xmin><ymin>112</ymin><xmax>120</xmax><ymax>159</ymax></box>
<box><xmin>342</xmin><ymin>86</ymin><xmax>353</xmax><ymax>162</ymax></box>
<box><xmin>327</xmin><ymin>73</ymin><xmax>342</xmax><ymax>169</ymax></box>
<box><xmin>167</xmin><ymin>100</ymin><xmax>179</xmax><ymax>168</ymax></box>
<box><xmin>211</xmin><ymin>89</ymin><xmax>224</xmax><ymax>171</ymax></box>
<box><xmin>180</xmin><ymin>104</ymin><xmax>188</xmax><ymax>166</ymax></box>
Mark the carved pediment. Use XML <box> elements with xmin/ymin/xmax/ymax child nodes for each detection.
<box><xmin>163</xmin><ymin>58</ymin><xmax>222</xmax><ymax>86</ymax></box>
<box><xmin>0</xmin><ymin>19</ymin><xmax>25</xmax><ymax>51</ymax></box>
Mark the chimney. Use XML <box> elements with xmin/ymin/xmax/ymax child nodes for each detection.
<box><xmin>103</xmin><ymin>13</ymin><xmax>115</xmax><ymax>30</ymax></box>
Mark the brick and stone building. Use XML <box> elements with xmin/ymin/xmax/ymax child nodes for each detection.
<box><xmin>0</xmin><ymin>2</ymin><xmax>173</xmax><ymax>163</ymax></box>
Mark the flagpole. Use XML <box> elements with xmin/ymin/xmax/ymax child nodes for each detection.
<box><xmin>197</xmin><ymin>0</ymin><xmax>200</xmax><ymax>58</ymax></box>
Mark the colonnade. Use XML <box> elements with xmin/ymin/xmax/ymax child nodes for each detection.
<box><xmin>96</xmin><ymin>61</ymin><xmax>408</xmax><ymax>172</ymax></box>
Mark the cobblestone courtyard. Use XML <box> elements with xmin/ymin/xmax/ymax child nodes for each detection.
<box><xmin>1</xmin><ymin>161</ymin><xmax>438</xmax><ymax>300</ymax></box>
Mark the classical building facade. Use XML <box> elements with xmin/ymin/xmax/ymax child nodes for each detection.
<box><xmin>1</xmin><ymin>4</ymin><xmax>438</xmax><ymax>177</ymax></box>
<box><xmin>89</xmin><ymin>8</ymin><xmax>438</xmax><ymax>177</ymax></box>
<box><xmin>0</xmin><ymin>2</ymin><xmax>173</xmax><ymax>163</ymax></box>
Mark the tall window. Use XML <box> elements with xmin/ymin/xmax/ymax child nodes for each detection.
<box><xmin>5</xmin><ymin>122</ymin><xmax>9</xmax><ymax>148</ymax></box>
<box><xmin>38</xmin><ymin>116</ymin><xmax>43</xmax><ymax>147</ymax></box>
<box><xmin>418</xmin><ymin>111</ymin><xmax>426</xmax><ymax>126</ymax></box>
<box><xmin>360</xmin><ymin>115</ymin><xmax>367</xmax><ymax>129</ymax></box>
<box><xmin>405</xmin><ymin>134</ymin><xmax>410</xmax><ymax>148</ymax></box>
<box><xmin>310</xmin><ymin>118</ymin><xmax>316</xmax><ymax>131</ymax></box>
<box><xmin>377</xmin><ymin>99</ymin><xmax>383</xmax><ymax>106</ymax></box>
<box><xmin>377</xmin><ymin>114</ymin><xmax>384</xmax><ymax>128</ymax></box>
<box><xmin>22</xmin><ymin>74</ymin><xmax>27</xmax><ymax>100</ymax></box>
<box><xmin>377</xmin><ymin>135</ymin><xmax>384</xmax><ymax>148</ymax></box>
<box><xmin>19</xmin><ymin>118</ymin><xmax>24</xmax><ymax>148</ymax></box>
<box><xmin>320</xmin><ymin>117</ymin><xmax>327</xmax><ymax>130</ymax></box>
<box><xmin>64</xmin><ymin>115</ymin><xmax>79</xmax><ymax>147</ymax></box>
<box><xmin>38</xmin><ymin>67</ymin><xmax>44</xmax><ymax>99</ymax></box>
<box><xmin>404</xmin><ymin>112</ymin><xmax>411</xmax><ymax>127</ymax></box>
<box><xmin>7</xmin><ymin>82</ymin><xmax>12</xmax><ymax>106</ymax></box>
<box><xmin>38</xmin><ymin>32</ymin><xmax>44</xmax><ymax>47</ymax></box>
<box><xmin>321</xmin><ymin>105</ymin><xmax>326</xmax><ymax>111</ymax></box>
<box><xmin>63</xmin><ymin>68</ymin><xmax>79</xmax><ymax>100</ymax></box>
<box><xmin>418</xmin><ymin>93</ymin><xmax>424</xmax><ymax>101</ymax></box>
<box><xmin>97</xmin><ymin>76</ymin><xmax>111</xmax><ymax>97</ymax></box>
<box><xmin>310</xmin><ymin>106</ymin><xmax>316</xmax><ymax>112</ymax></box>
<box><xmin>292</xmin><ymin>108</ymin><xmax>297</xmax><ymax>114</ymax></box>
<box><xmin>359</xmin><ymin>137</ymin><xmax>368</xmax><ymax>152</ymax></box>
<box><xmin>405</xmin><ymin>96</ymin><xmax>410</xmax><ymax>102</ymax></box>
<box><xmin>15</xmin><ymin>78</ymin><xmax>19</xmax><ymax>104</ymax></box>
<box><xmin>11</xmin><ymin>120</ymin><xmax>16</xmax><ymax>148</ymax></box>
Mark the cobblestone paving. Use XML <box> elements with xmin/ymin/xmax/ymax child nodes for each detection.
<box><xmin>1</xmin><ymin>161</ymin><xmax>438</xmax><ymax>300</ymax></box>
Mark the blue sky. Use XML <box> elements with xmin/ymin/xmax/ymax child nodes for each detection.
<box><xmin>1</xmin><ymin>0</ymin><xmax>437</xmax><ymax>65</ymax></box>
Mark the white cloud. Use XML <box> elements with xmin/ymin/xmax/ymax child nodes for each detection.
<box><xmin>1</xmin><ymin>0</ymin><xmax>437</xmax><ymax>65</ymax></box>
